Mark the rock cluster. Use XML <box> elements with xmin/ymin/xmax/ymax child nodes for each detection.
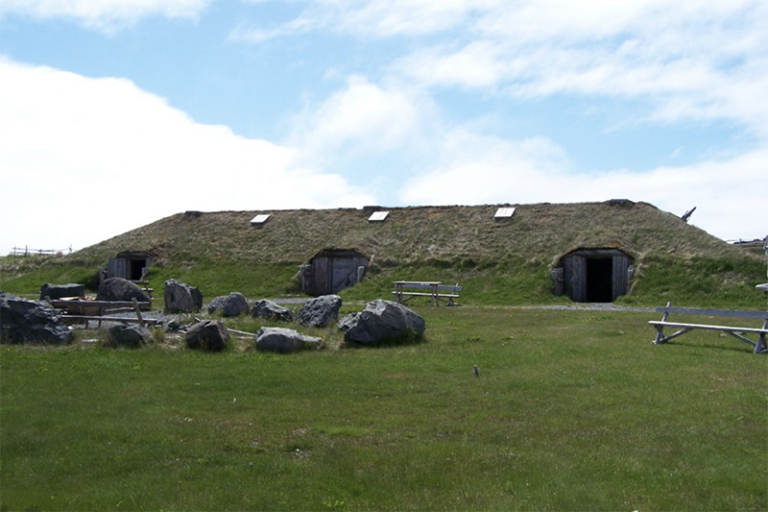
<box><xmin>0</xmin><ymin>292</ymin><xmax>73</xmax><ymax>344</ymax></box>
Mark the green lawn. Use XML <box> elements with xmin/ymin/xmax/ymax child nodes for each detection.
<box><xmin>1</xmin><ymin>307</ymin><xmax>766</xmax><ymax>511</ymax></box>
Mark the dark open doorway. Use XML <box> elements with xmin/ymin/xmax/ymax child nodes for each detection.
<box><xmin>130</xmin><ymin>258</ymin><xmax>147</xmax><ymax>281</ymax></box>
<box><xmin>586</xmin><ymin>258</ymin><xmax>613</xmax><ymax>302</ymax></box>
<box><xmin>554</xmin><ymin>248</ymin><xmax>634</xmax><ymax>303</ymax></box>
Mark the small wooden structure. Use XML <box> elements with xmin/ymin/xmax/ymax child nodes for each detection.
<box><xmin>553</xmin><ymin>248</ymin><xmax>634</xmax><ymax>303</ymax></box>
<box><xmin>392</xmin><ymin>281</ymin><xmax>461</xmax><ymax>307</ymax></box>
<box><xmin>105</xmin><ymin>251</ymin><xmax>153</xmax><ymax>282</ymax></box>
<box><xmin>649</xmin><ymin>302</ymin><xmax>768</xmax><ymax>354</ymax></box>
<box><xmin>300</xmin><ymin>249</ymin><xmax>368</xmax><ymax>296</ymax></box>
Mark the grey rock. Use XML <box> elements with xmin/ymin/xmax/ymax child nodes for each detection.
<box><xmin>208</xmin><ymin>292</ymin><xmax>249</xmax><ymax>317</ymax></box>
<box><xmin>163</xmin><ymin>318</ymin><xmax>184</xmax><ymax>332</ymax></box>
<box><xmin>0</xmin><ymin>293</ymin><xmax>73</xmax><ymax>344</ymax></box>
<box><xmin>297</xmin><ymin>295</ymin><xmax>342</xmax><ymax>328</ymax></box>
<box><xmin>255</xmin><ymin>327</ymin><xmax>324</xmax><ymax>353</ymax></box>
<box><xmin>252</xmin><ymin>299</ymin><xmax>295</xmax><ymax>322</ymax></box>
<box><xmin>40</xmin><ymin>283</ymin><xmax>85</xmax><ymax>300</ymax></box>
<box><xmin>164</xmin><ymin>279</ymin><xmax>203</xmax><ymax>313</ymax></box>
<box><xmin>338</xmin><ymin>299</ymin><xmax>425</xmax><ymax>345</ymax></box>
<box><xmin>97</xmin><ymin>278</ymin><xmax>151</xmax><ymax>303</ymax></box>
<box><xmin>185</xmin><ymin>320</ymin><xmax>229</xmax><ymax>351</ymax></box>
<box><xmin>107</xmin><ymin>324</ymin><xmax>150</xmax><ymax>348</ymax></box>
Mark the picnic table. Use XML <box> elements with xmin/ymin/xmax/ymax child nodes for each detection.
<box><xmin>50</xmin><ymin>298</ymin><xmax>155</xmax><ymax>328</ymax></box>
<box><xmin>392</xmin><ymin>281</ymin><xmax>461</xmax><ymax>307</ymax></box>
<box><xmin>649</xmin><ymin>301</ymin><xmax>768</xmax><ymax>354</ymax></box>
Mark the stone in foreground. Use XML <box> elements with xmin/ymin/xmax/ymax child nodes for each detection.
<box><xmin>0</xmin><ymin>292</ymin><xmax>73</xmax><ymax>344</ymax></box>
<box><xmin>98</xmin><ymin>278</ymin><xmax>151</xmax><ymax>303</ymax></box>
<box><xmin>185</xmin><ymin>320</ymin><xmax>229</xmax><ymax>351</ymax></box>
<box><xmin>107</xmin><ymin>324</ymin><xmax>150</xmax><ymax>348</ymax></box>
<box><xmin>252</xmin><ymin>299</ymin><xmax>295</xmax><ymax>322</ymax></box>
<box><xmin>208</xmin><ymin>292</ymin><xmax>249</xmax><ymax>317</ymax></box>
<box><xmin>256</xmin><ymin>327</ymin><xmax>324</xmax><ymax>353</ymax></box>
<box><xmin>164</xmin><ymin>279</ymin><xmax>203</xmax><ymax>313</ymax></box>
<box><xmin>338</xmin><ymin>299</ymin><xmax>425</xmax><ymax>345</ymax></box>
<box><xmin>298</xmin><ymin>295</ymin><xmax>342</xmax><ymax>328</ymax></box>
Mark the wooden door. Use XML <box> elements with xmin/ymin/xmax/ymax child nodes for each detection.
<box><xmin>331</xmin><ymin>257</ymin><xmax>357</xmax><ymax>293</ymax></box>
<box><xmin>570</xmin><ymin>255</ymin><xmax>587</xmax><ymax>302</ymax></box>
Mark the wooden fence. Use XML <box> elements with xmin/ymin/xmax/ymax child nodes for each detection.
<box><xmin>9</xmin><ymin>246</ymin><xmax>72</xmax><ymax>257</ymax></box>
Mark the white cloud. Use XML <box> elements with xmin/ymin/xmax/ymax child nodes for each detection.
<box><xmin>0</xmin><ymin>58</ymin><xmax>375</xmax><ymax>254</ymax></box>
<box><xmin>248</xmin><ymin>1</ymin><xmax>768</xmax><ymax>137</ymax></box>
<box><xmin>287</xmin><ymin>75</ymin><xmax>434</xmax><ymax>166</ymax></box>
<box><xmin>391</xmin><ymin>0</ymin><xmax>768</xmax><ymax>136</ymax></box>
<box><xmin>0</xmin><ymin>0</ymin><xmax>211</xmax><ymax>31</ymax></box>
<box><xmin>234</xmin><ymin>0</ymin><xmax>500</xmax><ymax>41</ymax></box>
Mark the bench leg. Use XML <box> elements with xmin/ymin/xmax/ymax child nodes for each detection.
<box><xmin>756</xmin><ymin>333</ymin><xmax>767</xmax><ymax>354</ymax></box>
<box><xmin>653</xmin><ymin>302</ymin><xmax>672</xmax><ymax>344</ymax></box>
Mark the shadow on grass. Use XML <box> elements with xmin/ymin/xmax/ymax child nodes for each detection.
<box><xmin>661</xmin><ymin>340</ymin><xmax>758</xmax><ymax>354</ymax></box>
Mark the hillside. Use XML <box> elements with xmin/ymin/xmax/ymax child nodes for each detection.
<box><xmin>1</xmin><ymin>201</ymin><xmax>764</xmax><ymax>307</ymax></box>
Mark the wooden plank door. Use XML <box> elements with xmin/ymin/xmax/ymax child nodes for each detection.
<box><xmin>570</xmin><ymin>255</ymin><xmax>587</xmax><ymax>302</ymax></box>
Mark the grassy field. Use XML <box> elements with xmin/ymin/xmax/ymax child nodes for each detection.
<box><xmin>2</xmin><ymin>307</ymin><xmax>766</xmax><ymax>511</ymax></box>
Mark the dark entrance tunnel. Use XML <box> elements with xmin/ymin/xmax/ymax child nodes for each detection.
<box><xmin>130</xmin><ymin>259</ymin><xmax>147</xmax><ymax>281</ymax></box>
<box><xmin>586</xmin><ymin>257</ymin><xmax>613</xmax><ymax>302</ymax></box>
<box><xmin>554</xmin><ymin>248</ymin><xmax>634</xmax><ymax>303</ymax></box>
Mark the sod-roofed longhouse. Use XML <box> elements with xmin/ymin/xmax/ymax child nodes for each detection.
<box><xmin>82</xmin><ymin>200</ymin><xmax>758</xmax><ymax>303</ymax></box>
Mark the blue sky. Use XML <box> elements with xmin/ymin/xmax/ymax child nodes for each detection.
<box><xmin>1</xmin><ymin>0</ymin><xmax>766</xmax><ymax>255</ymax></box>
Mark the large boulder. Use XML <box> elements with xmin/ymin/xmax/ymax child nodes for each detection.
<box><xmin>40</xmin><ymin>283</ymin><xmax>85</xmax><ymax>301</ymax></box>
<box><xmin>164</xmin><ymin>279</ymin><xmax>203</xmax><ymax>313</ymax></box>
<box><xmin>297</xmin><ymin>295</ymin><xmax>342</xmax><ymax>328</ymax></box>
<box><xmin>207</xmin><ymin>292</ymin><xmax>249</xmax><ymax>317</ymax></box>
<box><xmin>338</xmin><ymin>299</ymin><xmax>426</xmax><ymax>345</ymax></box>
<box><xmin>255</xmin><ymin>327</ymin><xmax>324</xmax><ymax>354</ymax></box>
<box><xmin>97</xmin><ymin>278</ymin><xmax>151</xmax><ymax>303</ymax></box>
<box><xmin>185</xmin><ymin>320</ymin><xmax>229</xmax><ymax>351</ymax></box>
<box><xmin>107</xmin><ymin>324</ymin><xmax>150</xmax><ymax>348</ymax></box>
<box><xmin>0</xmin><ymin>292</ymin><xmax>73</xmax><ymax>344</ymax></box>
<box><xmin>252</xmin><ymin>299</ymin><xmax>294</xmax><ymax>322</ymax></box>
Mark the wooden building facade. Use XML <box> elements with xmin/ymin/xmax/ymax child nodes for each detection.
<box><xmin>300</xmin><ymin>249</ymin><xmax>368</xmax><ymax>296</ymax></box>
<box><xmin>105</xmin><ymin>251</ymin><xmax>153</xmax><ymax>282</ymax></box>
<box><xmin>553</xmin><ymin>248</ymin><xmax>634</xmax><ymax>303</ymax></box>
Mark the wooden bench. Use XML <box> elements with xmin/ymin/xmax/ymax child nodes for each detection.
<box><xmin>649</xmin><ymin>302</ymin><xmax>768</xmax><ymax>354</ymax></box>
<box><xmin>51</xmin><ymin>298</ymin><xmax>156</xmax><ymax>328</ymax></box>
<box><xmin>392</xmin><ymin>281</ymin><xmax>462</xmax><ymax>307</ymax></box>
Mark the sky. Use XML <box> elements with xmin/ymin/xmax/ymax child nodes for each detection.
<box><xmin>0</xmin><ymin>0</ymin><xmax>766</xmax><ymax>256</ymax></box>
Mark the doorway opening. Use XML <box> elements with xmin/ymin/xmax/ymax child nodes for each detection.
<box><xmin>586</xmin><ymin>258</ymin><xmax>613</xmax><ymax>302</ymax></box>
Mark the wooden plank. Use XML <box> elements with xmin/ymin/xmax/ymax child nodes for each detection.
<box><xmin>392</xmin><ymin>282</ymin><xmax>461</xmax><ymax>292</ymax></box>
<box><xmin>653</xmin><ymin>307</ymin><xmax>768</xmax><ymax>319</ymax></box>
<box><xmin>648</xmin><ymin>321</ymin><xmax>768</xmax><ymax>335</ymax></box>
<box><xmin>132</xmin><ymin>298</ymin><xmax>145</xmax><ymax>328</ymax></box>
<box><xmin>391</xmin><ymin>292</ymin><xmax>460</xmax><ymax>298</ymax></box>
<box><xmin>612</xmin><ymin>254</ymin><xmax>629</xmax><ymax>301</ymax></box>
<box><xmin>60</xmin><ymin>316</ymin><xmax>161</xmax><ymax>324</ymax></box>
<box><xmin>571</xmin><ymin>255</ymin><xmax>587</xmax><ymax>302</ymax></box>
<box><xmin>52</xmin><ymin>300</ymin><xmax>152</xmax><ymax>309</ymax></box>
